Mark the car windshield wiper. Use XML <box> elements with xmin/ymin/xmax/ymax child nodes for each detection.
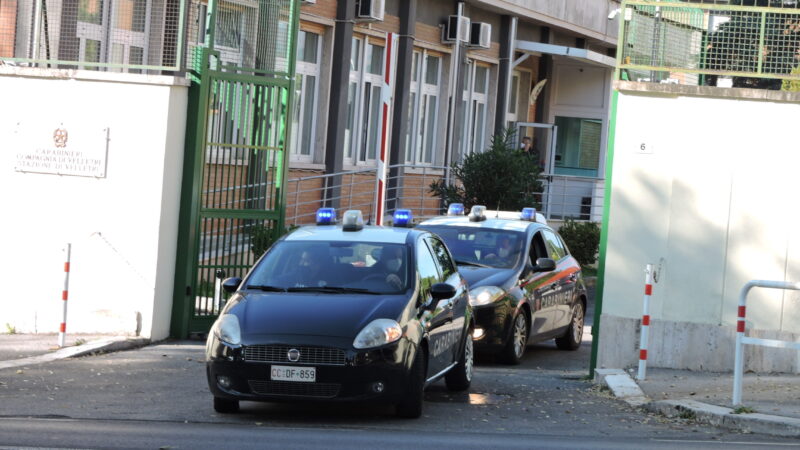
<box><xmin>286</xmin><ymin>286</ymin><xmax>382</xmax><ymax>295</ymax></box>
<box><xmin>246</xmin><ymin>285</ymin><xmax>287</xmax><ymax>292</ymax></box>
<box><xmin>455</xmin><ymin>260</ymin><xmax>492</xmax><ymax>268</ymax></box>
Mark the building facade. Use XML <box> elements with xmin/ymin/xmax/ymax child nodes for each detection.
<box><xmin>1</xmin><ymin>0</ymin><xmax>619</xmax><ymax>339</ymax></box>
<box><xmin>284</xmin><ymin>0</ymin><xmax>620</xmax><ymax>225</ymax></box>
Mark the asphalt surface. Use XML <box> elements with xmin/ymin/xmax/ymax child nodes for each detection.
<box><xmin>2</xmin><ymin>280</ymin><xmax>800</xmax><ymax>447</ymax></box>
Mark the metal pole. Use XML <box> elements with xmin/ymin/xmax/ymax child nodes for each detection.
<box><xmin>636</xmin><ymin>264</ymin><xmax>654</xmax><ymax>381</ymax></box>
<box><xmin>732</xmin><ymin>280</ymin><xmax>800</xmax><ymax>406</ymax></box>
<box><xmin>31</xmin><ymin>0</ymin><xmax>43</xmax><ymax>61</ymax></box>
<box><xmin>444</xmin><ymin>2</ymin><xmax>465</xmax><ymax>185</ymax></box>
<box><xmin>59</xmin><ymin>244</ymin><xmax>72</xmax><ymax>348</ymax></box>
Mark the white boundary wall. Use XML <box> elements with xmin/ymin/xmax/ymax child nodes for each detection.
<box><xmin>598</xmin><ymin>82</ymin><xmax>800</xmax><ymax>373</ymax></box>
<box><xmin>0</xmin><ymin>67</ymin><xmax>187</xmax><ymax>340</ymax></box>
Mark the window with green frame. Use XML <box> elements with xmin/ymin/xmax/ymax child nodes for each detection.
<box><xmin>553</xmin><ymin>116</ymin><xmax>602</xmax><ymax>178</ymax></box>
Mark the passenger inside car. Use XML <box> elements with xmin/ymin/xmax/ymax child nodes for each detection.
<box><xmin>369</xmin><ymin>246</ymin><xmax>406</xmax><ymax>290</ymax></box>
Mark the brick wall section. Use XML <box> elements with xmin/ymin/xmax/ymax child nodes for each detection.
<box><xmin>0</xmin><ymin>0</ymin><xmax>17</xmax><ymax>58</ymax></box>
<box><xmin>301</xmin><ymin>0</ymin><xmax>337</xmax><ymax>19</ymax></box>
<box><xmin>394</xmin><ymin>171</ymin><xmax>445</xmax><ymax>217</ymax></box>
<box><xmin>417</xmin><ymin>22</ymin><xmax>444</xmax><ymax>47</ymax></box>
<box><xmin>283</xmin><ymin>168</ymin><xmax>447</xmax><ymax>224</ymax></box>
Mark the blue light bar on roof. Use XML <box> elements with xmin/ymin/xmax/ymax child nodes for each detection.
<box><xmin>447</xmin><ymin>203</ymin><xmax>465</xmax><ymax>216</ymax></box>
<box><xmin>521</xmin><ymin>207</ymin><xmax>536</xmax><ymax>221</ymax></box>
<box><xmin>316</xmin><ymin>208</ymin><xmax>337</xmax><ymax>225</ymax></box>
<box><xmin>393</xmin><ymin>209</ymin><xmax>413</xmax><ymax>228</ymax></box>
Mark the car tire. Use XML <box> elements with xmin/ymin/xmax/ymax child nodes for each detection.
<box><xmin>445</xmin><ymin>329</ymin><xmax>473</xmax><ymax>392</ymax></box>
<box><xmin>499</xmin><ymin>311</ymin><xmax>528</xmax><ymax>365</ymax></box>
<box><xmin>396</xmin><ymin>346</ymin><xmax>425</xmax><ymax>419</ymax></box>
<box><xmin>213</xmin><ymin>396</ymin><xmax>239</xmax><ymax>413</ymax></box>
<box><xmin>555</xmin><ymin>301</ymin><xmax>585</xmax><ymax>351</ymax></box>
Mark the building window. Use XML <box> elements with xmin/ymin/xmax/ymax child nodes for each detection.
<box><xmin>460</xmin><ymin>62</ymin><xmax>490</xmax><ymax>157</ymax></box>
<box><xmin>290</xmin><ymin>30</ymin><xmax>321</xmax><ymax>162</ymax></box>
<box><xmin>76</xmin><ymin>0</ymin><xmax>149</xmax><ymax>70</ymax></box>
<box><xmin>553</xmin><ymin>116</ymin><xmax>603</xmax><ymax>178</ymax></box>
<box><xmin>405</xmin><ymin>50</ymin><xmax>442</xmax><ymax>165</ymax></box>
<box><xmin>345</xmin><ymin>37</ymin><xmax>385</xmax><ymax>165</ymax></box>
<box><xmin>506</xmin><ymin>71</ymin><xmax>520</xmax><ymax>128</ymax></box>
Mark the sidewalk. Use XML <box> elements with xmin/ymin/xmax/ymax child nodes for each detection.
<box><xmin>0</xmin><ymin>333</ymin><xmax>149</xmax><ymax>370</ymax></box>
<box><xmin>597</xmin><ymin>367</ymin><xmax>800</xmax><ymax>438</ymax></box>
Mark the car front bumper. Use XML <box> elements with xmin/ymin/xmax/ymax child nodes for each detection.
<box><xmin>206</xmin><ymin>334</ymin><xmax>415</xmax><ymax>404</ymax></box>
<box><xmin>471</xmin><ymin>299</ymin><xmax>515</xmax><ymax>352</ymax></box>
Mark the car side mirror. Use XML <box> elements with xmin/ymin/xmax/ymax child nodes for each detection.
<box><xmin>430</xmin><ymin>282</ymin><xmax>456</xmax><ymax>301</ymax></box>
<box><xmin>222</xmin><ymin>277</ymin><xmax>242</xmax><ymax>294</ymax></box>
<box><xmin>533</xmin><ymin>258</ymin><xmax>556</xmax><ymax>273</ymax></box>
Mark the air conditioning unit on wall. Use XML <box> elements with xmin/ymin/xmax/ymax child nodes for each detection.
<box><xmin>301</xmin><ymin>0</ymin><xmax>316</xmax><ymax>4</ymax></box>
<box><xmin>442</xmin><ymin>15</ymin><xmax>471</xmax><ymax>44</ymax></box>
<box><xmin>468</xmin><ymin>22</ymin><xmax>491</xmax><ymax>49</ymax></box>
<box><xmin>356</xmin><ymin>0</ymin><xmax>385</xmax><ymax>22</ymax></box>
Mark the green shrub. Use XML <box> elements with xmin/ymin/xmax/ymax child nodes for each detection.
<box><xmin>250</xmin><ymin>223</ymin><xmax>298</xmax><ymax>260</ymax></box>
<box><xmin>429</xmin><ymin>127</ymin><xmax>543</xmax><ymax>211</ymax></box>
<box><xmin>558</xmin><ymin>219</ymin><xmax>600</xmax><ymax>267</ymax></box>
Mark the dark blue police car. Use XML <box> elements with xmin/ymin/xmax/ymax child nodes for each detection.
<box><xmin>418</xmin><ymin>205</ymin><xmax>587</xmax><ymax>364</ymax></box>
<box><xmin>206</xmin><ymin>209</ymin><xmax>473</xmax><ymax>418</ymax></box>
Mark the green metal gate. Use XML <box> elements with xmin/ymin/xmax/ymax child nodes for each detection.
<box><xmin>171</xmin><ymin>0</ymin><xmax>299</xmax><ymax>338</ymax></box>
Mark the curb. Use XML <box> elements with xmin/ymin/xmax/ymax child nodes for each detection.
<box><xmin>595</xmin><ymin>368</ymin><xmax>800</xmax><ymax>438</ymax></box>
<box><xmin>645</xmin><ymin>399</ymin><xmax>800</xmax><ymax>438</ymax></box>
<box><xmin>0</xmin><ymin>337</ymin><xmax>150</xmax><ymax>370</ymax></box>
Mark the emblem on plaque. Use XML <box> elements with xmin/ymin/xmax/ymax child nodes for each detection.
<box><xmin>53</xmin><ymin>128</ymin><xmax>68</xmax><ymax>148</ymax></box>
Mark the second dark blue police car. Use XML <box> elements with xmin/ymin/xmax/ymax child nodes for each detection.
<box><xmin>418</xmin><ymin>204</ymin><xmax>587</xmax><ymax>364</ymax></box>
<box><xmin>206</xmin><ymin>208</ymin><xmax>473</xmax><ymax>418</ymax></box>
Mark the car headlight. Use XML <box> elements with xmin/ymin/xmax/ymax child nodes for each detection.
<box><xmin>469</xmin><ymin>286</ymin><xmax>505</xmax><ymax>306</ymax></box>
<box><xmin>353</xmin><ymin>319</ymin><xmax>403</xmax><ymax>349</ymax></box>
<box><xmin>213</xmin><ymin>314</ymin><xmax>241</xmax><ymax>346</ymax></box>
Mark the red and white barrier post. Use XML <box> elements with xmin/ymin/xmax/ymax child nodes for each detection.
<box><xmin>59</xmin><ymin>243</ymin><xmax>72</xmax><ymax>348</ymax></box>
<box><xmin>374</xmin><ymin>31</ymin><xmax>396</xmax><ymax>226</ymax></box>
<box><xmin>637</xmin><ymin>264</ymin><xmax>654</xmax><ymax>381</ymax></box>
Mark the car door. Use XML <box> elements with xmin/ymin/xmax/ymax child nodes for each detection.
<box><xmin>426</xmin><ymin>235</ymin><xmax>466</xmax><ymax>367</ymax></box>
<box><xmin>542</xmin><ymin>229</ymin><xmax>576</xmax><ymax>331</ymax></box>
<box><xmin>522</xmin><ymin>231</ymin><xmax>559</xmax><ymax>336</ymax></box>
<box><xmin>416</xmin><ymin>236</ymin><xmax>451</xmax><ymax>378</ymax></box>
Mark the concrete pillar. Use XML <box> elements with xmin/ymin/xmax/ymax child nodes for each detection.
<box><xmin>387</xmin><ymin>0</ymin><xmax>416</xmax><ymax>212</ymax></box>
<box><xmin>323</xmin><ymin>0</ymin><xmax>356</xmax><ymax>208</ymax></box>
<box><xmin>494</xmin><ymin>15</ymin><xmax>515</xmax><ymax>136</ymax></box>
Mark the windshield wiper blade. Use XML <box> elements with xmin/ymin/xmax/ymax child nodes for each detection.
<box><xmin>246</xmin><ymin>285</ymin><xmax>287</xmax><ymax>292</ymax></box>
<box><xmin>455</xmin><ymin>260</ymin><xmax>492</xmax><ymax>268</ymax></box>
<box><xmin>287</xmin><ymin>286</ymin><xmax>382</xmax><ymax>295</ymax></box>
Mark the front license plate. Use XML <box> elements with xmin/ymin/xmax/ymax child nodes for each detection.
<box><xmin>270</xmin><ymin>365</ymin><xmax>316</xmax><ymax>382</ymax></box>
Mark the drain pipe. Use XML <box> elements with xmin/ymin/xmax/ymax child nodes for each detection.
<box><xmin>444</xmin><ymin>2</ymin><xmax>465</xmax><ymax>185</ymax></box>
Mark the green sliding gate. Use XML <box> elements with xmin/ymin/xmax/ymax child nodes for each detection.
<box><xmin>171</xmin><ymin>0</ymin><xmax>299</xmax><ymax>338</ymax></box>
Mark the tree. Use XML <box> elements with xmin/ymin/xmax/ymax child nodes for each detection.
<box><xmin>429</xmin><ymin>128</ymin><xmax>543</xmax><ymax>212</ymax></box>
<box><xmin>705</xmin><ymin>0</ymin><xmax>800</xmax><ymax>90</ymax></box>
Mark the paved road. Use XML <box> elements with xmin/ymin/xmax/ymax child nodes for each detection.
<box><xmin>2</xmin><ymin>287</ymin><xmax>799</xmax><ymax>448</ymax></box>
<box><xmin>1</xmin><ymin>416</ymin><xmax>797</xmax><ymax>450</ymax></box>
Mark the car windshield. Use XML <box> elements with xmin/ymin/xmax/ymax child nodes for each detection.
<box><xmin>244</xmin><ymin>241</ymin><xmax>410</xmax><ymax>294</ymax></box>
<box><xmin>418</xmin><ymin>226</ymin><xmax>525</xmax><ymax>269</ymax></box>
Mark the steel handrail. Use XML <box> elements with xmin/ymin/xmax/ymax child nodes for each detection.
<box><xmin>733</xmin><ymin>280</ymin><xmax>800</xmax><ymax>406</ymax></box>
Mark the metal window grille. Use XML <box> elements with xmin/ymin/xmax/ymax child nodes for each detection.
<box><xmin>619</xmin><ymin>0</ymin><xmax>800</xmax><ymax>89</ymax></box>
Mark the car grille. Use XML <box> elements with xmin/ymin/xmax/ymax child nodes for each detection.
<box><xmin>242</xmin><ymin>345</ymin><xmax>346</xmax><ymax>366</ymax></box>
<box><xmin>248</xmin><ymin>380</ymin><xmax>341</xmax><ymax>398</ymax></box>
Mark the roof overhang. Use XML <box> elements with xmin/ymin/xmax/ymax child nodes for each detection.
<box><xmin>515</xmin><ymin>41</ymin><xmax>616</xmax><ymax>68</ymax></box>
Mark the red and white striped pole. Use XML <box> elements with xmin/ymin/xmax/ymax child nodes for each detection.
<box><xmin>636</xmin><ymin>264</ymin><xmax>654</xmax><ymax>381</ymax></box>
<box><xmin>374</xmin><ymin>31</ymin><xmax>396</xmax><ymax>226</ymax></box>
<box><xmin>59</xmin><ymin>243</ymin><xmax>71</xmax><ymax>348</ymax></box>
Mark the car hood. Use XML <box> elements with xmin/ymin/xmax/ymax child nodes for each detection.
<box><xmin>231</xmin><ymin>291</ymin><xmax>409</xmax><ymax>338</ymax></box>
<box><xmin>457</xmin><ymin>265</ymin><xmax>517</xmax><ymax>290</ymax></box>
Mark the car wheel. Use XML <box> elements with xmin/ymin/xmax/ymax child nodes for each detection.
<box><xmin>445</xmin><ymin>329</ymin><xmax>473</xmax><ymax>391</ymax></box>
<box><xmin>396</xmin><ymin>346</ymin><xmax>425</xmax><ymax>418</ymax></box>
<box><xmin>499</xmin><ymin>312</ymin><xmax>528</xmax><ymax>365</ymax></box>
<box><xmin>555</xmin><ymin>301</ymin><xmax>585</xmax><ymax>351</ymax></box>
<box><xmin>213</xmin><ymin>396</ymin><xmax>239</xmax><ymax>413</ymax></box>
